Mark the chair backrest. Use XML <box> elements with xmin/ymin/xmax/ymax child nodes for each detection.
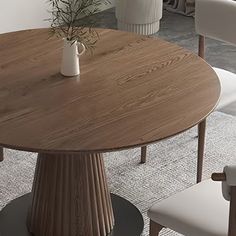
<box><xmin>195</xmin><ymin>0</ymin><xmax>236</xmax><ymax>60</ymax></box>
<box><xmin>195</xmin><ymin>0</ymin><xmax>236</xmax><ymax>46</ymax></box>
<box><xmin>213</xmin><ymin>165</ymin><xmax>236</xmax><ymax>236</ymax></box>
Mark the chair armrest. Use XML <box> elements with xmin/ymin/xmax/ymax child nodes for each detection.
<box><xmin>195</xmin><ymin>0</ymin><xmax>236</xmax><ymax>45</ymax></box>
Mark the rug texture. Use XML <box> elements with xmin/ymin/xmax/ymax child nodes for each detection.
<box><xmin>1</xmin><ymin>111</ymin><xmax>236</xmax><ymax>236</ymax></box>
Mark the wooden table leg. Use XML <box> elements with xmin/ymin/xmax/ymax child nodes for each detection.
<box><xmin>140</xmin><ymin>146</ymin><xmax>147</xmax><ymax>164</ymax></box>
<box><xmin>149</xmin><ymin>220</ymin><xmax>163</xmax><ymax>236</ymax></box>
<box><xmin>197</xmin><ymin>119</ymin><xmax>206</xmax><ymax>183</ymax></box>
<box><xmin>0</xmin><ymin>147</ymin><xmax>3</xmax><ymax>162</ymax></box>
<box><xmin>28</xmin><ymin>152</ymin><xmax>115</xmax><ymax>236</ymax></box>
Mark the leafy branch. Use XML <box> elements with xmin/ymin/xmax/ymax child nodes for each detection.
<box><xmin>47</xmin><ymin>0</ymin><xmax>110</xmax><ymax>52</ymax></box>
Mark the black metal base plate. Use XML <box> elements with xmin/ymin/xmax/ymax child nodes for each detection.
<box><xmin>0</xmin><ymin>193</ymin><xmax>144</xmax><ymax>236</ymax></box>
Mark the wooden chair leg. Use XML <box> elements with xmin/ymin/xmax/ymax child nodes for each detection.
<box><xmin>198</xmin><ymin>35</ymin><xmax>205</xmax><ymax>59</ymax></box>
<box><xmin>0</xmin><ymin>147</ymin><xmax>3</xmax><ymax>162</ymax></box>
<box><xmin>197</xmin><ymin>119</ymin><xmax>206</xmax><ymax>183</ymax></box>
<box><xmin>228</xmin><ymin>186</ymin><xmax>236</xmax><ymax>236</ymax></box>
<box><xmin>140</xmin><ymin>146</ymin><xmax>147</xmax><ymax>164</ymax></box>
<box><xmin>197</xmin><ymin>35</ymin><xmax>206</xmax><ymax>182</ymax></box>
<box><xmin>150</xmin><ymin>220</ymin><xmax>163</xmax><ymax>236</ymax></box>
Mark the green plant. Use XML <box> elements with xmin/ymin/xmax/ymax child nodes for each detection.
<box><xmin>47</xmin><ymin>0</ymin><xmax>110</xmax><ymax>52</ymax></box>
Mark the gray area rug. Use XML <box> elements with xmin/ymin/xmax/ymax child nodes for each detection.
<box><xmin>1</xmin><ymin>111</ymin><xmax>236</xmax><ymax>236</ymax></box>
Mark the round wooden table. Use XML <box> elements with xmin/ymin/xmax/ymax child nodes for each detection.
<box><xmin>0</xmin><ymin>29</ymin><xmax>220</xmax><ymax>236</ymax></box>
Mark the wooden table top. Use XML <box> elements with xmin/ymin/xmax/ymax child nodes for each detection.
<box><xmin>0</xmin><ymin>28</ymin><xmax>220</xmax><ymax>153</ymax></box>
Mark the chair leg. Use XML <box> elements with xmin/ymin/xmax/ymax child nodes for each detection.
<box><xmin>0</xmin><ymin>147</ymin><xmax>3</xmax><ymax>162</ymax></box>
<box><xmin>197</xmin><ymin>119</ymin><xmax>206</xmax><ymax>183</ymax></box>
<box><xmin>150</xmin><ymin>220</ymin><xmax>163</xmax><ymax>236</ymax></box>
<box><xmin>198</xmin><ymin>35</ymin><xmax>205</xmax><ymax>59</ymax></box>
<box><xmin>140</xmin><ymin>146</ymin><xmax>147</xmax><ymax>164</ymax></box>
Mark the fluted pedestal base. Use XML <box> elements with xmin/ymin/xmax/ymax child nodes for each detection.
<box><xmin>0</xmin><ymin>194</ymin><xmax>144</xmax><ymax>236</ymax></box>
<box><xmin>0</xmin><ymin>152</ymin><xmax>144</xmax><ymax>236</ymax></box>
<box><xmin>29</xmin><ymin>153</ymin><xmax>114</xmax><ymax>236</ymax></box>
<box><xmin>117</xmin><ymin>21</ymin><xmax>160</xmax><ymax>35</ymax></box>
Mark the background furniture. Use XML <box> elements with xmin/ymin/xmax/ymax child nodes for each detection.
<box><xmin>0</xmin><ymin>28</ymin><xmax>219</xmax><ymax>236</ymax></box>
<box><xmin>196</xmin><ymin>0</ymin><xmax>236</xmax><ymax>110</ymax></box>
<box><xmin>164</xmin><ymin>0</ymin><xmax>195</xmax><ymax>16</ymax></box>
<box><xmin>148</xmin><ymin>165</ymin><xmax>236</xmax><ymax>236</ymax></box>
<box><xmin>115</xmin><ymin>0</ymin><xmax>163</xmax><ymax>35</ymax></box>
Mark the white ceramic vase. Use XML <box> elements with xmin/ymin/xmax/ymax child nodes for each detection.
<box><xmin>115</xmin><ymin>0</ymin><xmax>163</xmax><ymax>35</ymax></box>
<box><xmin>61</xmin><ymin>39</ymin><xmax>86</xmax><ymax>77</ymax></box>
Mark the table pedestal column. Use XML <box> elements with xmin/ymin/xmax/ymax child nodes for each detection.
<box><xmin>28</xmin><ymin>152</ymin><xmax>114</xmax><ymax>236</ymax></box>
<box><xmin>0</xmin><ymin>152</ymin><xmax>143</xmax><ymax>236</ymax></box>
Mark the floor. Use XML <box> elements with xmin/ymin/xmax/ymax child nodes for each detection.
<box><xmin>82</xmin><ymin>8</ymin><xmax>236</xmax><ymax>116</ymax></box>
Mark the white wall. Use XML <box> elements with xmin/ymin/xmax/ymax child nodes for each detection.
<box><xmin>0</xmin><ymin>0</ymin><xmax>115</xmax><ymax>34</ymax></box>
<box><xmin>0</xmin><ymin>0</ymin><xmax>50</xmax><ymax>34</ymax></box>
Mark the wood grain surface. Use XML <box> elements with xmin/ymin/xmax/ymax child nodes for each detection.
<box><xmin>0</xmin><ymin>29</ymin><xmax>220</xmax><ymax>153</ymax></box>
<box><xmin>28</xmin><ymin>152</ymin><xmax>114</xmax><ymax>236</ymax></box>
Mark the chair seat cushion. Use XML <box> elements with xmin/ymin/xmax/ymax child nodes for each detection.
<box><xmin>148</xmin><ymin>180</ymin><xmax>229</xmax><ymax>236</ymax></box>
<box><xmin>214</xmin><ymin>67</ymin><xmax>236</xmax><ymax>110</ymax></box>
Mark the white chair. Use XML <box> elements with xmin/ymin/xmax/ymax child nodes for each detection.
<box><xmin>140</xmin><ymin>0</ymin><xmax>236</xmax><ymax>183</ymax></box>
<box><xmin>195</xmin><ymin>0</ymin><xmax>236</xmax><ymax>110</ymax></box>
<box><xmin>148</xmin><ymin>165</ymin><xmax>236</xmax><ymax>236</ymax></box>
